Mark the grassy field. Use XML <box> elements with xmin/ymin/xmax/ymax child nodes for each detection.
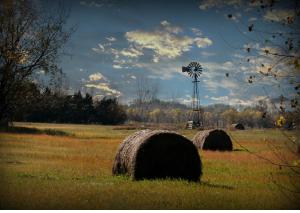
<box><xmin>0</xmin><ymin>122</ymin><xmax>299</xmax><ymax>209</ymax></box>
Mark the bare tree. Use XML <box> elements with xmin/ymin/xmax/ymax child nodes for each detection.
<box><xmin>0</xmin><ymin>0</ymin><xmax>73</xmax><ymax>127</ymax></box>
<box><xmin>225</xmin><ymin>1</ymin><xmax>299</xmax><ymax>108</ymax></box>
<box><xmin>135</xmin><ymin>75</ymin><xmax>160</xmax><ymax>122</ymax></box>
<box><xmin>223</xmin><ymin>0</ymin><xmax>300</xmax><ymax>198</ymax></box>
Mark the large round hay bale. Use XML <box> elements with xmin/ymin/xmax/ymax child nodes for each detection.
<box><xmin>193</xmin><ymin>129</ymin><xmax>233</xmax><ymax>151</ymax></box>
<box><xmin>112</xmin><ymin>130</ymin><xmax>202</xmax><ymax>181</ymax></box>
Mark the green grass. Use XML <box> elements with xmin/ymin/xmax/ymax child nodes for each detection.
<box><xmin>0</xmin><ymin>122</ymin><xmax>299</xmax><ymax>209</ymax></box>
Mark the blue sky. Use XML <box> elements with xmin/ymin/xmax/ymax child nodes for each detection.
<box><xmin>43</xmin><ymin>0</ymin><xmax>297</xmax><ymax>107</ymax></box>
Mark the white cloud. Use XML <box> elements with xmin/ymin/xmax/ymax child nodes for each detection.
<box><xmin>131</xmin><ymin>60</ymin><xmax>187</xmax><ymax>80</ymax></box>
<box><xmin>85</xmin><ymin>83</ymin><xmax>122</xmax><ymax>97</ymax></box>
<box><xmin>125</xmin><ymin>29</ymin><xmax>194</xmax><ymax>59</ymax></box>
<box><xmin>201</xmin><ymin>51</ymin><xmax>216</xmax><ymax>57</ymax></box>
<box><xmin>210</xmin><ymin>95</ymin><xmax>263</xmax><ymax>106</ymax></box>
<box><xmin>199</xmin><ymin>0</ymin><xmax>241</xmax><ymax>10</ymax></box>
<box><xmin>112</xmin><ymin>58</ymin><xmax>133</xmax><ymax>69</ymax></box>
<box><xmin>221</xmin><ymin>79</ymin><xmax>239</xmax><ymax>89</ymax></box>
<box><xmin>203</xmin><ymin>61</ymin><xmax>234</xmax><ymax>72</ymax></box>
<box><xmin>113</xmin><ymin>64</ymin><xmax>123</xmax><ymax>69</ymax></box>
<box><xmin>37</xmin><ymin>70</ymin><xmax>45</xmax><ymax>74</ymax></box>
<box><xmin>248</xmin><ymin>17</ymin><xmax>257</xmax><ymax>22</ymax></box>
<box><xmin>84</xmin><ymin>72</ymin><xmax>121</xmax><ymax>97</ymax></box>
<box><xmin>191</xmin><ymin>28</ymin><xmax>202</xmax><ymax>36</ymax></box>
<box><xmin>88</xmin><ymin>72</ymin><xmax>105</xmax><ymax>81</ymax></box>
<box><xmin>176</xmin><ymin>97</ymin><xmax>193</xmax><ymax>105</ymax></box>
<box><xmin>120</xmin><ymin>46</ymin><xmax>143</xmax><ymax>58</ymax></box>
<box><xmin>243</xmin><ymin>46</ymin><xmax>297</xmax><ymax>79</ymax></box>
<box><xmin>243</xmin><ymin>42</ymin><xmax>260</xmax><ymax>51</ymax></box>
<box><xmin>92</xmin><ymin>44</ymin><xmax>106</xmax><ymax>53</ymax></box>
<box><xmin>94</xmin><ymin>94</ymin><xmax>104</xmax><ymax>100</ymax></box>
<box><xmin>225</xmin><ymin>12</ymin><xmax>242</xmax><ymax>22</ymax></box>
<box><xmin>92</xmin><ymin>21</ymin><xmax>213</xmax><ymax>72</ymax></box>
<box><xmin>125</xmin><ymin>20</ymin><xmax>212</xmax><ymax>61</ymax></box>
<box><xmin>198</xmin><ymin>60</ymin><xmax>246</xmax><ymax>93</ymax></box>
<box><xmin>232</xmin><ymin>53</ymin><xmax>244</xmax><ymax>59</ymax></box>
<box><xmin>240</xmin><ymin>66</ymin><xmax>248</xmax><ymax>71</ymax></box>
<box><xmin>106</xmin><ymin>37</ymin><xmax>116</xmax><ymax>42</ymax></box>
<box><xmin>153</xmin><ymin>55</ymin><xmax>160</xmax><ymax>63</ymax></box>
<box><xmin>140</xmin><ymin>59</ymin><xmax>236</xmax><ymax>83</ymax></box>
<box><xmin>203</xmin><ymin>78</ymin><xmax>239</xmax><ymax>93</ymax></box>
<box><xmin>236</xmin><ymin>12</ymin><xmax>242</xmax><ymax>18</ymax></box>
<box><xmin>93</xmin><ymin>44</ymin><xmax>143</xmax><ymax>69</ymax></box>
<box><xmin>110</xmin><ymin>48</ymin><xmax>120</xmax><ymax>59</ymax></box>
<box><xmin>92</xmin><ymin>47</ymin><xmax>101</xmax><ymax>53</ymax></box>
<box><xmin>92</xmin><ymin>42</ymin><xmax>113</xmax><ymax>53</ymax></box>
<box><xmin>194</xmin><ymin>37</ymin><xmax>213</xmax><ymax>48</ymax></box>
<box><xmin>160</xmin><ymin>20</ymin><xmax>182</xmax><ymax>34</ymax></box>
<box><xmin>264</xmin><ymin>9</ymin><xmax>294</xmax><ymax>22</ymax></box>
<box><xmin>97</xmin><ymin>44</ymin><xmax>105</xmax><ymax>51</ymax></box>
<box><xmin>210</xmin><ymin>95</ymin><xmax>229</xmax><ymax>102</ymax></box>
<box><xmin>80</xmin><ymin>1</ymin><xmax>103</xmax><ymax>8</ymax></box>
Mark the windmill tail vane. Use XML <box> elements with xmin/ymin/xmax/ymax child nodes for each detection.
<box><xmin>182</xmin><ymin>66</ymin><xmax>189</xmax><ymax>73</ymax></box>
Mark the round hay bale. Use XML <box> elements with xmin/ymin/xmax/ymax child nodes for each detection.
<box><xmin>231</xmin><ymin>123</ymin><xmax>245</xmax><ymax>130</ymax></box>
<box><xmin>112</xmin><ymin>130</ymin><xmax>202</xmax><ymax>181</ymax></box>
<box><xmin>193</xmin><ymin>129</ymin><xmax>233</xmax><ymax>151</ymax></box>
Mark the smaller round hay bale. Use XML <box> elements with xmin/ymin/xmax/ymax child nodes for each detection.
<box><xmin>231</xmin><ymin>123</ymin><xmax>245</xmax><ymax>130</ymax></box>
<box><xmin>112</xmin><ymin>130</ymin><xmax>202</xmax><ymax>181</ymax></box>
<box><xmin>193</xmin><ymin>129</ymin><xmax>233</xmax><ymax>151</ymax></box>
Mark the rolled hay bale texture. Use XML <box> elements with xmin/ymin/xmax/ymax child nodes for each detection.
<box><xmin>112</xmin><ymin>130</ymin><xmax>202</xmax><ymax>181</ymax></box>
<box><xmin>193</xmin><ymin>129</ymin><xmax>233</xmax><ymax>151</ymax></box>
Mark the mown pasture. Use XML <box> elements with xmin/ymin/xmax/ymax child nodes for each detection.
<box><xmin>0</xmin><ymin>122</ymin><xmax>299</xmax><ymax>209</ymax></box>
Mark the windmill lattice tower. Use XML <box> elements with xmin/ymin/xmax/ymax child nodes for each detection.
<box><xmin>182</xmin><ymin>62</ymin><xmax>204</xmax><ymax>129</ymax></box>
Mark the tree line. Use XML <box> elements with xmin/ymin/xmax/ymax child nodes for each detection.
<box><xmin>15</xmin><ymin>85</ymin><xmax>127</xmax><ymax>125</ymax></box>
<box><xmin>13</xmin><ymin>85</ymin><xmax>293</xmax><ymax>128</ymax></box>
<box><xmin>125</xmin><ymin>99</ymin><xmax>281</xmax><ymax>128</ymax></box>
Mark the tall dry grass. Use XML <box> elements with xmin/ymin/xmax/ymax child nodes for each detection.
<box><xmin>0</xmin><ymin>123</ymin><xmax>299</xmax><ymax>209</ymax></box>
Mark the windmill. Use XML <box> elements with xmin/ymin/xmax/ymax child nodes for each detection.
<box><xmin>182</xmin><ymin>62</ymin><xmax>204</xmax><ymax>129</ymax></box>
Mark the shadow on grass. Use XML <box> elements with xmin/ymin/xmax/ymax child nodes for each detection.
<box><xmin>113</xmin><ymin>175</ymin><xmax>234</xmax><ymax>190</ymax></box>
<box><xmin>200</xmin><ymin>181</ymin><xmax>235</xmax><ymax>190</ymax></box>
<box><xmin>233</xmin><ymin>148</ymin><xmax>246</xmax><ymax>152</ymax></box>
<box><xmin>0</xmin><ymin>126</ymin><xmax>70</xmax><ymax>136</ymax></box>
